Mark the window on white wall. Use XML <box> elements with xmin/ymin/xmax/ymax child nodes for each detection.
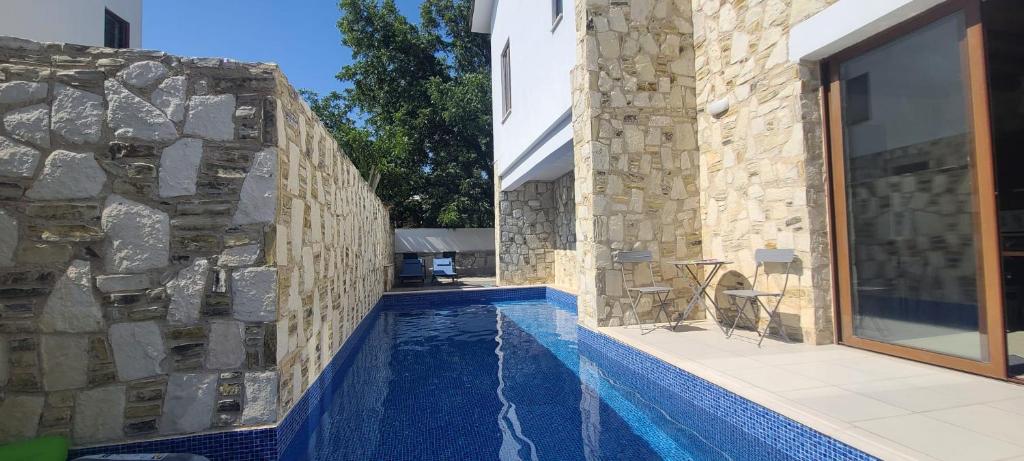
<box><xmin>501</xmin><ymin>40</ymin><xmax>511</xmax><ymax>120</ymax></box>
<box><xmin>552</xmin><ymin>0</ymin><xmax>564</xmax><ymax>28</ymax></box>
<box><xmin>104</xmin><ymin>9</ymin><xmax>130</xmax><ymax>48</ymax></box>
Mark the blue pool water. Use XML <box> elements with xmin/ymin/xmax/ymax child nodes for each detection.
<box><xmin>282</xmin><ymin>298</ymin><xmax>814</xmax><ymax>461</ymax></box>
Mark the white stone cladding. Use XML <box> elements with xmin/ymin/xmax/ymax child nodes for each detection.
<box><xmin>25</xmin><ymin>150</ymin><xmax>107</xmax><ymax>200</ymax></box>
<box><xmin>50</xmin><ymin>84</ymin><xmax>103</xmax><ymax>145</ymax></box>
<box><xmin>73</xmin><ymin>385</ymin><xmax>126</xmax><ymax>443</ymax></box>
<box><xmin>3</xmin><ymin>103</ymin><xmax>50</xmax><ymax>147</ymax></box>
<box><xmin>158</xmin><ymin>138</ymin><xmax>204</xmax><ymax>198</ymax></box>
<box><xmin>0</xmin><ymin>135</ymin><xmax>40</xmax><ymax>177</ymax></box>
<box><xmin>159</xmin><ymin>373</ymin><xmax>218</xmax><ymax>435</ymax></box>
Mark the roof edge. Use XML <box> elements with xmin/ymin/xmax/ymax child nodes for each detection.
<box><xmin>470</xmin><ymin>0</ymin><xmax>496</xmax><ymax>34</ymax></box>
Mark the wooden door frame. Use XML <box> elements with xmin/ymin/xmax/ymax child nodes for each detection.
<box><xmin>823</xmin><ymin>0</ymin><xmax>1008</xmax><ymax>379</ymax></box>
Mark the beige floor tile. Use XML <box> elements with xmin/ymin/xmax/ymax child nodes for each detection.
<box><xmin>929</xmin><ymin>378</ymin><xmax>1024</xmax><ymax>404</ymax></box>
<box><xmin>989</xmin><ymin>397</ymin><xmax>1024</xmax><ymax>416</ymax></box>
<box><xmin>838</xmin><ymin>356</ymin><xmax>939</xmax><ymax>380</ymax></box>
<box><xmin>885</xmin><ymin>371</ymin><xmax>978</xmax><ymax>389</ymax></box>
<box><xmin>886</xmin><ymin>376</ymin><xmax>1024</xmax><ymax>410</ymax></box>
<box><xmin>841</xmin><ymin>377</ymin><xmax>971</xmax><ymax>412</ymax></box>
<box><xmin>643</xmin><ymin>337</ymin><xmax>733</xmax><ymax>360</ymax></box>
<box><xmin>747</xmin><ymin>351</ymin><xmax>837</xmax><ymax>366</ymax></box>
<box><xmin>693</xmin><ymin>355</ymin><xmax>764</xmax><ymax>372</ymax></box>
<box><xmin>925</xmin><ymin>405</ymin><xmax>1024</xmax><ymax>447</ymax></box>
<box><xmin>781</xmin><ymin>362</ymin><xmax>879</xmax><ymax>386</ymax></box>
<box><xmin>855</xmin><ymin>414</ymin><xmax>1024</xmax><ymax>461</ymax></box>
<box><xmin>724</xmin><ymin>366</ymin><xmax>830</xmax><ymax>392</ymax></box>
<box><xmin>779</xmin><ymin>386</ymin><xmax>911</xmax><ymax>422</ymax></box>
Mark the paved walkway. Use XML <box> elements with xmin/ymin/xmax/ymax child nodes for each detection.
<box><xmin>601</xmin><ymin>320</ymin><xmax>1024</xmax><ymax>461</ymax></box>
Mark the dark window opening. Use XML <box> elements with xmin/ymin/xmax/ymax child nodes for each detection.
<box><xmin>105</xmin><ymin>9</ymin><xmax>130</xmax><ymax>48</ymax></box>
<box><xmin>501</xmin><ymin>40</ymin><xmax>511</xmax><ymax>120</ymax></box>
<box><xmin>844</xmin><ymin>73</ymin><xmax>871</xmax><ymax>125</ymax></box>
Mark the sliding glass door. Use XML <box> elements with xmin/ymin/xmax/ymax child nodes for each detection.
<box><xmin>827</xmin><ymin>0</ymin><xmax>1007</xmax><ymax>377</ymax></box>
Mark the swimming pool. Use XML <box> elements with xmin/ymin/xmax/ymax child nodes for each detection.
<box><xmin>279</xmin><ymin>289</ymin><xmax>876</xmax><ymax>461</ymax></box>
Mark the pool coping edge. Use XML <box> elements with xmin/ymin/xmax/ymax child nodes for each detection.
<box><xmin>592</xmin><ymin>325</ymin><xmax>933</xmax><ymax>461</ymax></box>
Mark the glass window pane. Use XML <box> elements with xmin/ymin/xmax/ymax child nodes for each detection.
<box><xmin>839</xmin><ymin>12</ymin><xmax>988</xmax><ymax>361</ymax></box>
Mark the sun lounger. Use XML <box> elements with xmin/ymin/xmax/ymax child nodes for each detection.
<box><xmin>399</xmin><ymin>253</ymin><xmax>425</xmax><ymax>284</ymax></box>
<box><xmin>432</xmin><ymin>257</ymin><xmax>457</xmax><ymax>283</ymax></box>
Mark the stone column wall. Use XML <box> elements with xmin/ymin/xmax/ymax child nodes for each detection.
<box><xmin>572</xmin><ymin>0</ymin><xmax>702</xmax><ymax>328</ymax></box>
<box><xmin>0</xmin><ymin>37</ymin><xmax>391</xmax><ymax>447</ymax></box>
<box><xmin>692</xmin><ymin>0</ymin><xmax>838</xmax><ymax>343</ymax></box>
<box><xmin>496</xmin><ymin>171</ymin><xmax>576</xmax><ymax>292</ymax></box>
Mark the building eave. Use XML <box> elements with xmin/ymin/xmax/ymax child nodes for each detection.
<box><xmin>470</xmin><ymin>0</ymin><xmax>495</xmax><ymax>34</ymax></box>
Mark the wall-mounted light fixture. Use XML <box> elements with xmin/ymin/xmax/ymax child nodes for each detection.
<box><xmin>707</xmin><ymin>97</ymin><xmax>730</xmax><ymax>118</ymax></box>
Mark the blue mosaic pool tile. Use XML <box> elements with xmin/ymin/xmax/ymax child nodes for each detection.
<box><xmin>67</xmin><ymin>427</ymin><xmax>276</xmax><ymax>461</ymax></box>
<box><xmin>277</xmin><ymin>286</ymin><xmax>558</xmax><ymax>459</ymax></box>
<box><xmin>276</xmin><ymin>295</ymin><xmax>386</xmax><ymax>460</ymax></box>
<box><xmin>544</xmin><ymin>287</ymin><xmax>577</xmax><ymax>313</ymax></box>
<box><xmin>577</xmin><ymin>327</ymin><xmax>879</xmax><ymax>461</ymax></box>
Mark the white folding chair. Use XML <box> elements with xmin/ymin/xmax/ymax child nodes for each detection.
<box><xmin>724</xmin><ymin>249</ymin><xmax>795</xmax><ymax>346</ymax></box>
<box><xmin>614</xmin><ymin>250</ymin><xmax>673</xmax><ymax>334</ymax></box>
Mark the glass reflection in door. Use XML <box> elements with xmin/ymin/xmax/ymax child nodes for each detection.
<box><xmin>838</xmin><ymin>11</ymin><xmax>988</xmax><ymax>361</ymax></box>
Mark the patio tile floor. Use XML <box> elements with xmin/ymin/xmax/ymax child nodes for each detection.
<box><xmin>600</xmin><ymin>320</ymin><xmax>1024</xmax><ymax>461</ymax></box>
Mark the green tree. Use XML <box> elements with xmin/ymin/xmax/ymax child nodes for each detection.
<box><xmin>304</xmin><ymin>0</ymin><xmax>493</xmax><ymax>228</ymax></box>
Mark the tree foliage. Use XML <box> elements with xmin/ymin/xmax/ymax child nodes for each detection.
<box><xmin>304</xmin><ymin>0</ymin><xmax>493</xmax><ymax>228</ymax></box>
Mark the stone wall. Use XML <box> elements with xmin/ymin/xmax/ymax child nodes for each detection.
<box><xmin>0</xmin><ymin>37</ymin><xmax>391</xmax><ymax>447</ymax></box>
<box><xmin>498</xmin><ymin>180</ymin><xmax>556</xmax><ymax>285</ymax></box>
<box><xmin>496</xmin><ymin>170</ymin><xmax>576</xmax><ymax>292</ymax></box>
<box><xmin>271</xmin><ymin>77</ymin><xmax>392</xmax><ymax>417</ymax></box>
<box><xmin>571</xmin><ymin>0</ymin><xmax>703</xmax><ymax>328</ymax></box>
<box><xmin>693</xmin><ymin>0</ymin><xmax>838</xmax><ymax>343</ymax></box>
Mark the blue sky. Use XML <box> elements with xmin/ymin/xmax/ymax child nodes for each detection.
<box><xmin>143</xmin><ymin>0</ymin><xmax>422</xmax><ymax>97</ymax></box>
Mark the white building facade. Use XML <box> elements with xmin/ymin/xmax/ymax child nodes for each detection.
<box><xmin>473</xmin><ymin>0</ymin><xmax>576</xmax><ymax>191</ymax></box>
<box><xmin>0</xmin><ymin>0</ymin><xmax>142</xmax><ymax>48</ymax></box>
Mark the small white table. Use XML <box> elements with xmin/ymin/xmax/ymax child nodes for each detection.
<box><xmin>668</xmin><ymin>259</ymin><xmax>732</xmax><ymax>334</ymax></box>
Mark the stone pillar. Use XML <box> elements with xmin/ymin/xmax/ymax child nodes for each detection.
<box><xmin>572</xmin><ymin>0</ymin><xmax>702</xmax><ymax>328</ymax></box>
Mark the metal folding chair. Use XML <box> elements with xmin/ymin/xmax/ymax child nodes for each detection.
<box><xmin>614</xmin><ymin>250</ymin><xmax>673</xmax><ymax>334</ymax></box>
<box><xmin>724</xmin><ymin>249</ymin><xmax>795</xmax><ymax>346</ymax></box>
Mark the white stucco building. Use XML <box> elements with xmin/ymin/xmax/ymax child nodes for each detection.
<box><xmin>0</xmin><ymin>0</ymin><xmax>142</xmax><ymax>48</ymax></box>
<box><xmin>472</xmin><ymin>0</ymin><xmax>576</xmax><ymax>191</ymax></box>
